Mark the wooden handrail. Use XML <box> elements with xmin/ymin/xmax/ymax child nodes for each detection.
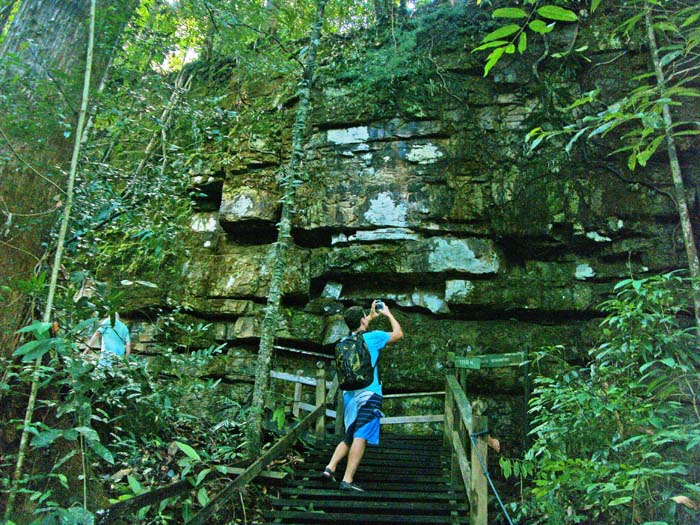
<box><xmin>444</xmin><ymin>372</ymin><xmax>488</xmax><ymax>525</ymax></box>
<box><xmin>446</xmin><ymin>374</ymin><xmax>473</xmax><ymax>436</ymax></box>
<box><xmin>186</xmin><ymin>402</ymin><xmax>326</xmax><ymax>525</ymax></box>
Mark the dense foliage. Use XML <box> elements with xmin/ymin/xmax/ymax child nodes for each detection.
<box><xmin>1</xmin><ymin>0</ymin><xmax>699</xmax><ymax>523</ymax></box>
<box><xmin>501</xmin><ymin>273</ymin><xmax>700</xmax><ymax>524</ymax></box>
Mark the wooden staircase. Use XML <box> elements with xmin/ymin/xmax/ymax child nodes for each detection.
<box><xmin>264</xmin><ymin>433</ymin><xmax>468</xmax><ymax>524</ymax></box>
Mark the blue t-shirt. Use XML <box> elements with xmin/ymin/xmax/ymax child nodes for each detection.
<box><xmin>98</xmin><ymin>319</ymin><xmax>130</xmax><ymax>366</ymax></box>
<box><xmin>345</xmin><ymin>330</ymin><xmax>390</xmax><ymax>396</ymax></box>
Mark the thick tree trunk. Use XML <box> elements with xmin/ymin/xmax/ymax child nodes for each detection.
<box><xmin>4</xmin><ymin>1</ymin><xmax>96</xmax><ymax>516</ymax></box>
<box><xmin>245</xmin><ymin>0</ymin><xmax>328</xmax><ymax>457</ymax></box>
<box><xmin>645</xmin><ymin>9</ymin><xmax>700</xmax><ymax>332</ymax></box>
<box><xmin>0</xmin><ymin>0</ymin><xmax>137</xmax><ymax>357</ymax></box>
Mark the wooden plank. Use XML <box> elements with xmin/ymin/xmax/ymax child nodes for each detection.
<box><xmin>263</xmin><ymin>510</ymin><xmax>467</xmax><ymax>523</ymax></box>
<box><xmin>454</xmin><ymin>351</ymin><xmax>524</xmax><ymax>370</ymax></box>
<box><xmin>450</xmin><ymin>430</ymin><xmax>471</xmax><ymax>504</ymax></box>
<box><xmin>446</xmin><ymin>375</ymin><xmax>473</xmax><ymax>436</ymax></box>
<box><xmin>380</xmin><ymin>414</ymin><xmax>444</xmax><ymax>425</ymax></box>
<box><xmin>270</xmin><ymin>369</ymin><xmax>332</xmax><ymax>388</ymax></box>
<box><xmin>383</xmin><ymin>391</ymin><xmax>445</xmax><ymax>399</ymax></box>
<box><xmin>95</xmin><ymin>479</ymin><xmax>192</xmax><ymax>524</ymax></box>
<box><xmin>297</xmin><ymin>404</ymin><xmax>444</xmax><ymax>425</ymax></box>
<box><xmin>334</xmin><ymin>388</ymin><xmax>344</xmax><ymax>436</ymax></box>
<box><xmin>186</xmin><ymin>403</ymin><xmax>325</xmax><ymax>525</ymax></box>
<box><xmin>270</xmin><ymin>497</ymin><xmax>464</xmax><ymax>512</ymax></box>
<box><xmin>315</xmin><ymin>364</ymin><xmax>326</xmax><ymax>435</ymax></box>
<box><xmin>224</xmin><ymin>467</ymin><xmax>287</xmax><ymax>480</ymax></box>
<box><xmin>298</xmin><ymin>402</ymin><xmax>336</xmax><ymax>418</ymax></box>
<box><xmin>278</xmin><ymin>487</ymin><xmax>464</xmax><ymax>501</ymax></box>
<box><xmin>470</xmin><ymin>415</ymin><xmax>488</xmax><ymax>525</ymax></box>
<box><xmin>292</xmin><ymin>369</ymin><xmax>303</xmax><ymax>417</ymax></box>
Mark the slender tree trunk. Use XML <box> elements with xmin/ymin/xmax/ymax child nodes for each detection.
<box><xmin>127</xmin><ymin>70</ymin><xmax>192</xmax><ymax>193</ymax></box>
<box><xmin>245</xmin><ymin>0</ymin><xmax>328</xmax><ymax>457</ymax></box>
<box><xmin>3</xmin><ymin>0</ymin><xmax>95</xmax><ymax>518</ymax></box>
<box><xmin>0</xmin><ymin>0</ymin><xmax>20</xmax><ymax>39</ymax></box>
<box><xmin>645</xmin><ymin>9</ymin><xmax>700</xmax><ymax>332</ymax></box>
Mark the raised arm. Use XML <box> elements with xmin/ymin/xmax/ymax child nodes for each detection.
<box><xmin>370</xmin><ymin>301</ymin><xmax>403</xmax><ymax>344</ymax></box>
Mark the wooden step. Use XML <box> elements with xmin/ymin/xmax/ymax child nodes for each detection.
<box><xmin>276</xmin><ymin>487</ymin><xmax>464</xmax><ymax>502</ymax></box>
<box><xmin>265</xmin><ymin>434</ymin><xmax>467</xmax><ymax>524</ymax></box>
<box><xmin>270</xmin><ymin>497</ymin><xmax>466</xmax><ymax>514</ymax></box>
<box><xmin>262</xmin><ymin>510</ymin><xmax>467</xmax><ymax>524</ymax></box>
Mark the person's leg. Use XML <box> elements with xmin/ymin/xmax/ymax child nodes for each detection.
<box><xmin>342</xmin><ymin>437</ymin><xmax>366</xmax><ymax>483</ymax></box>
<box><xmin>326</xmin><ymin>440</ymin><xmax>349</xmax><ymax>473</ymax></box>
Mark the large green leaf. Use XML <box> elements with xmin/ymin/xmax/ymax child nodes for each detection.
<box><xmin>31</xmin><ymin>428</ymin><xmax>62</xmax><ymax>448</ymax></box>
<box><xmin>482</xmin><ymin>24</ymin><xmax>521</xmax><ymax>43</ymax></box>
<box><xmin>484</xmin><ymin>46</ymin><xmax>507</xmax><ymax>77</ymax></box>
<box><xmin>175</xmin><ymin>441</ymin><xmax>202</xmax><ymax>462</ymax></box>
<box><xmin>13</xmin><ymin>338</ymin><xmax>54</xmax><ymax>362</ymax></box>
<box><xmin>529</xmin><ymin>20</ymin><xmax>555</xmax><ymax>34</ymax></box>
<box><xmin>537</xmin><ymin>5</ymin><xmax>578</xmax><ymax>22</ymax></box>
<box><xmin>493</xmin><ymin>8</ymin><xmax>528</xmax><ymax>19</ymax></box>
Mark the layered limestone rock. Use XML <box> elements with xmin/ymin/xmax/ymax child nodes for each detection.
<box><xmin>132</xmin><ymin>6</ymin><xmax>695</xmax><ymax>444</ymax></box>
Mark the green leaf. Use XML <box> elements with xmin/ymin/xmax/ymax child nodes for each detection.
<box><xmin>505</xmin><ymin>43</ymin><xmax>516</xmax><ymax>54</ymax></box>
<box><xmin>529</xmin><ymin>20</ymin><xmax>555</xmax><ymax>34</ymax></box>
<box><xmin>654</xmin><ymin>21</ymin><xmax>679</xmax><ymax>33</ymax></box>
<box><xmin>493</xmin><ymin>8</ymin><xmax>528</xmax><ymax>19</ymax></box>
<box><xmin>518</xmin><ymin>32</ymin><xmax>527</xmax><ymax>54</ymax></box>
<box><xmin>565</xmin><ymin>128</ymin><xmax>587</xmax><ymax>153</ymax></box>
<box><xmin>75</xmin><ymin>426</ymin><xmax>100</xmax><ymax>442</ymax></box>
<box><xmin>197</xmin><ymin>487</ymin><xmax>210</xmax><ymax>507</ymax></box>
<box><xmin>609</xmin><ymin>496</ymin><xmax>633</xmax><ymax>506</ymax></box>
<box><xmin>87</xmin><ymin>439</ymin><xmax>115</xmax><ymax>464</ymax></box>
<box><xmin>537</xmin><ymin>5</ymin><xmax>578</xmax><ymax>22</ymax></box>
<box><xmin>484</xmin><ymin>46</ymin><xmax>507</xmax><ymax>77</ymax></box>
<box><xmin>31</xmin><ymin>429</ymin><xmax>62</xmax><ymax>448</ymax></box>
<box><xmin>472</xmin><ymin>40</ymin><xmax>510</xmax><ymax>53</ymax></box>
<box><xmin>591</xmin><ymin>0</ymin><xmax>602</xmax><ymax>14</ymax></box>
<box><xmin>128</xmin><ymin>475</ymin><xmax>144</xmax><ymax>494</ymax></box>
<box><xmin>175</xmin><ymin>441</ymin><xmax>202</xmax><ymax>462</ymax></box>
<box><xmin>17</xmin><ymin>321</ymin><xmax>53</xmax><ymax>337</ymax></box>
<box><xmin>680</xmin><ymin>12</ymin><xmax>700</xmax><ymax>28</ymax></box>
<box><xmin>482</xmin><ymin>24</ymin><xmax>521</xmax><ymax>43</ymax></box>
<box><xmin>13</xmin><ymin>339</ymin><xmax>54</xmax><ymax>363</ymax></box>
<box><xmin>195</xmin><ymin>468</ymin><xmax>211</xmax><ymax>486</ymax></box>
<box><xmin>636</xmin><ymin>135</ymin><xmax>664</xmax><ymax>167</ymax></box>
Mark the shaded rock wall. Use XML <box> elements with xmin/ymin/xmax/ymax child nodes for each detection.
<box><xmin>130</xmin><ymin>5</ymin><xmax>697</xmax><ymax>446</ymax></box>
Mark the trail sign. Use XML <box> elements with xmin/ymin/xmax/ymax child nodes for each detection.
<box><xmin>454</xmin><ymin>351</ymin><xmax>525</xmax><ymax>370</ymax></box>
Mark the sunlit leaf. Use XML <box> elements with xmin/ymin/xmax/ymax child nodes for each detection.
<box><xmin>518</xmin><ymin>32</ymin><xmax>527</xmax><ymax>53</ymax></box>
<box><xmin>482</xmin><ymin>24</ymin><xmax>521</xmax><ymax>43</ymax></box>
<box><xmin>537</xmin><ymin>5</ymin><xmax>578</xmax><ymax>22</ymax></box>
<box><xmin>529</xmin><ymin>20</ymin><xmax>555</xmax><ymax>34</ymax></box>
<box><xmin>493</xmin><ymin>8</ymin><xmax>528</xmax><ymax>19</ymax></box>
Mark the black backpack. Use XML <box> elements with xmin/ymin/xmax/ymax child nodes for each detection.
<box><xmin>334</xmin><ymin>332</ymin><xmax>375</xmax><ymax>391</ymax></box>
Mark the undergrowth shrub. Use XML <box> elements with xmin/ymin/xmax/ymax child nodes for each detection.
<box><xmin>501</xmin><ymin>272</ymin><xmax>700</xmax><ymax>525</ymax></box>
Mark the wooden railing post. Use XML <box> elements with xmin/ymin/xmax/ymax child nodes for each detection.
<box><xmin>335</xmin><ymin>389</ymin><xmax>344</xmax><ymax>436</ymax></box>
<box><xmin>292</xmin><ymin>369</ymin><xmax>303</xmax><ymax>417</ymax></box>
<box><xmin>470</xmin><ymin>414</ymin><xmax>488</xmax><ymax>525</ymax></box>
<box><xmin>315</xmin><ymin>361</ymin><xmax>326</xmax><ymax>436</ymax></box>
<box><xmin>444</xmin><ymin>363</ymin><xmax>458</xmax><ymax>489</ymax></box>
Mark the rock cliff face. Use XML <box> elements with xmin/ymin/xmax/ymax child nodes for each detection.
<box><xmin>132</xmin><ymin>6</ymin><xmax>696</xmax><ymax>444</ymax></box>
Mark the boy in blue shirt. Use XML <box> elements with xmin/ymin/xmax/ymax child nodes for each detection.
<box><xmin>87</xmin><ymin>312</ymin><xmax>131</xmax><ymax>368</ymax></box>
<box><xmin>322</xmin><ymin>301</ymin><xmax>403</xmax><ymax>492</ymax></box>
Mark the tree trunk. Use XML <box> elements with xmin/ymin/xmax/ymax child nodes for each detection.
<box><xmin>0</xmin><ymin>0</ymin><xmax>19</xmax><ymax>37</ymax></box>
<box><xmin>0</xmin><ymin>0</ymin><xmax>137</xmax><ymax>357</ymax></box>
<box><xmin>3</xmin><ymin>1</ymin><xmax>96</xmax><ymax>517</ymax></box>
<box><xmin>645</xmin><ymin>9</ymin><xmax>700</xmax><ymax>332</ymax></box>
<box><xmin>245</xmin><ymin>0</ymin><xmax>328</xmax><ymax>457</ymax></box>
